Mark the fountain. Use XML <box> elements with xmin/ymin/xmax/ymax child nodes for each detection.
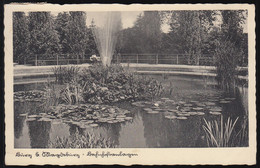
<box><xmin>91</xmin><ymin>12</ymin><xmax>122</xmax><ymax>66</ymax></box>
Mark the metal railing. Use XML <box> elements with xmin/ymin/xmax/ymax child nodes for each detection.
<box><xmin>25</xmin><ymin>53</ymin><xmax>215</xmax><ymax>66</ymax></box>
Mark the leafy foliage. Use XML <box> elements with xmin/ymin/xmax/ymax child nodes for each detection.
<box><xmin>28</xmin><ymin>12</ymin><xmax>61</xmax><ymax>60</ymax></box>
<box><xmin>49</xmin><ymin>64</ymin><xmax>163</xmax><ymax>104</ymax></box>
<box><xmin>13</xmin><ymin>12</ymin><xmax>30</xmax><ymax>64</ymax></box>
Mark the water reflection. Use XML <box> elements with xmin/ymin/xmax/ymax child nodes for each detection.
<box><xmin>27</xmin><ymin>121</ymin><xmax>51</xmax><ymax>148</ymax></box>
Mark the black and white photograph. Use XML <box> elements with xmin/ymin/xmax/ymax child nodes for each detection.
<box><xmin>4</xmin><ymin>4</ymin><xmax>256</xmax><ymax>165</ymax></box>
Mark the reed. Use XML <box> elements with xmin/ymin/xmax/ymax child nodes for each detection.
<box><xmin>49</xmin><ymin>130</ymin><xmax>116</xmax><ymax>148</ymax></box>
<box><xmin>203</xmin><ymin>116</ymin><xmax>239</xmax><ymax>147</ymax></box>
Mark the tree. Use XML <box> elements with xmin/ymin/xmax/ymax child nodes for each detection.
<box><xmin>134</xmin><ymin>11</ymin><xmax>162</xmax><ymax>53</ymax></box>
<box><xmin>13</xmin><ymin>12</ymin><xmax>30</xmax><ymax>64</ymax></box>
<box><xmin>220</xmin><ymin>10</ymin><xmax>247</xmax><ymax>66</ymax></box>
<box><xmin>66</xmin><ymin>12</ymin><xmax>88</xmax><ymax>61</ymax></box>
<box><xmin>214</xmin><ymin>10</ymin><xmax>248</xmax><ymax>90</ymax></box>
<box><xmin>119</xmin><ymin>11</ymin><xmax>162</xmax><ymax>54</ymax></box>
<box><xmin>55</xmin><ymin>12</ymin><xmax>71</xmax><ymax>56</ymax></box>
<box><xmin>28</xmin><ymin>12</ymin><xmax>60</xmax><ymax>62</ymax></box>
<box><xmin>86</xmin><ymin>19</ymin><xmax>98</xmax><ymax>56</ymax></box>
<box><xmin>166</xmin><ymin>10</ymin><xmax>216</xmax><ymax>65</ymax></box>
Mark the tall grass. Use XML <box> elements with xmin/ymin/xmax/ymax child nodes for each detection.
<box><xmin>203</xmin><ymin>116</ymin><xmax>239</xmax><ymax>147</ymax></box>
<box><xmin>52</xmin><ymin>65</ymin><xmax>80</xmax><ymax>84</ymax></box>
<box><xmin>235</xmin><ymin>116</ymin><xmax>248</xmax><ymax>147</ymax></box>
<box><xmin>49</xmin><ymin>130</ymin><xmax>116</xmax><ymax>148</ymax></box>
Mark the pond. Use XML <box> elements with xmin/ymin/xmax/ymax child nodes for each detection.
<box><xmin>14</xmin><ymin>75</ymin><xmax>247</xmax><ymax>148</ymax></box>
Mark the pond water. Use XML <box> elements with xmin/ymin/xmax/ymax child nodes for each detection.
<box><xmin>14</xmin><ymin>75</ymin><xmax>247</xmax><ymax>148</ymax></box>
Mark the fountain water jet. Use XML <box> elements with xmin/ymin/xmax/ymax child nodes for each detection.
<box><xmin>91</xmin><ymin>12</ymin><xmax>122</xmax><ymax>66</ymax></box>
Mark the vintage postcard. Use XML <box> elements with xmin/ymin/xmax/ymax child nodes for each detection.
<box><xmin>4</xmin><ymin>3</ymin><xmax>256</xmax><ymax>165</ymax></box>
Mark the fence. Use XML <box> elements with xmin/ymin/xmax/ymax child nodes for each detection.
<box><xmin>26</xmin><ymin>53</ymin><xmax>215</xmax><ymax>66</ymax></box>
<box><xmin>119</xmin><ymin>54</ymin><xmax>215</xmax><ymax>66</ymax></box>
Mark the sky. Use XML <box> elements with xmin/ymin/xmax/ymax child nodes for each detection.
<box><xmin>43</xmin><ymin>11</ymin><xmax>247</xmax><ymax>33</ymax></box>
<box><xmin>85</xmin><ymin>11</ymin><xmax>247</xmax><ymax>33</ymax></box>
<box><xmin>85</xmin><ymin>11</ymin><xmax>142</xmax><ymax>29</ymax></box>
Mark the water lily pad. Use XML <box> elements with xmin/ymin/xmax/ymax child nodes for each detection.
<box><xmin>147</xmin><ymin>111</ymin><xmax>159</xmax><ymax>114</ymax></box>
<box><xmin>143</xmin><ymin>108</ymin><xmax>153</xmax><ymax>112</ymax></box>
<box><xmin>153</xmin><ymin>103</ymin><xmax>159</xmax><ymax>107</ymax></box>
<box><xmin>225</xmin><ymin>97</ymin><xmax>236</xmax><ymax>100</ymax></box>
<box><xmin>181</xmin><ymin>107</ymin><xmax>191</xmax><ymax>112</ymax></box>
<box><xmin>209</xmin><ymin>111</ymin><xmax>222</xmax><ymax>115</ymax></box>
<box><xmin>82</xmin><ymin>120</ymin><xmax>94</xmax><ymax>124</ymax></box>
<box><xmin>125</xmin><ymin>117</ymin><xmax>133</xmax><ymax>120</ymax></box>
<box><xmin>26</xmin><ymin>118</ymin><xmax>36</xmax><ymax>121</ymax></box>
<box><xmin>204</xmin><ymin>102</ymin><xmax>216</xmax><ymax>106</ymax></box>
<box><xmin>208</xmin><ymin>99</ymin><xmax>218</xmax><ymax>102</ymax></box>
<box><xmin>89</xmin><ymin>123</ymin><xmax>98</xmax><ymax>127</ymax></box>
<box><xmin>196</xmin><ymin>112</ymin><xmax>205</xmax><ymax>115</ymax></box>
<box><xmin>117</xmin><ymin>114</ymin><xmax>126</xmax><ymax>118</ymax></box>
<box><xmin>219</xmin><ymin>100</ymin><xmax>231</xmax><ymax>104</ymax></box>
<box><xmin>184</xmin><ymin>104</ymin><xmax>193</xmax><ymax>107</ymax></box>
<box><xmin>196</xmin><ymin>103</ymin><xmax>206</xmax><ymax>107</ymax></box>
<box><xmin>193</xmin><ymin>107</ymin><xmax>204</xmax><ymax>111</ymax></box>
<box><xmin>161</xmin><ymin>97</ymin><xmax>170</xmax><ymax>100</ymax></box>
<box><xmin>165</xmin><ymin>115</ymin><xmax>177</xmax><ymax>119</ymax></box>
<box><xmin>28</xmin><ymin>115</ymin><xmax>38</xmax><ymax>118</ymax></box>
<box><xmin>188</xmin><ymin>112</ymin><xmax>198</xmax><ymax>115</ymax></box>
<box><xmin>177</xmin><ymin>116</ymin><xmax>188</xmax><ymax>120</ymax></box>
<box><xmin>210</xmin><ymin>108</ymin><xmax>222</xmax><ymax>112</ymax></box>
